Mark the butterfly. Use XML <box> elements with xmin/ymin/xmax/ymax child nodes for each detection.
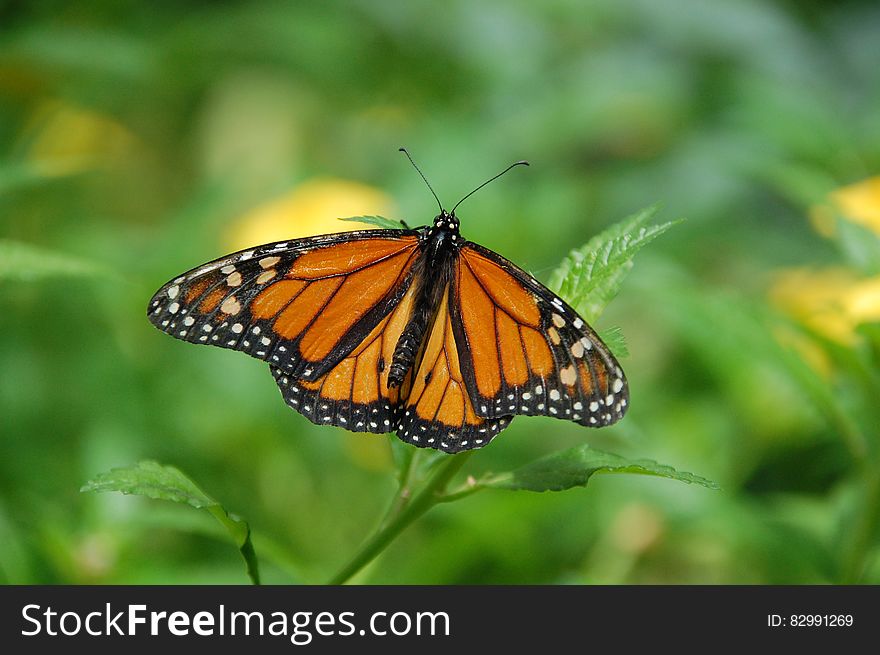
<box><xmin>147</xmin><ymin>151</ymin><xmax>628</xmax><ymax>453</ymax></box>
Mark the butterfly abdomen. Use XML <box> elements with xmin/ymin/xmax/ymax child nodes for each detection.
<box><xmin>388</xmin><ymin>233</ymin><xmax>459</xmax><ymax>389</ymax></box>
<box><xmin>388</xmin><ymin>319</ymin><xmax>425</xmax><ymax>388</ymax></box>
<box><xmin>388</xmin><ymin>278</ymin><xmax>436</xmax><ymax>388</ymax></box>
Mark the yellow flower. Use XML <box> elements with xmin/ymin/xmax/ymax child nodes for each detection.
<box><xmin>225</xmin><ymin>178</ymin><xmax>395</xmax><ymax>251</ymax></box>
<box><xmin>23</xmin><ymin>99</ymin><xmax>136</xmax><ymax>176</ymax></box>
<box><xmin>811</xmin><ymin>175</ymin><xmax>880</xmax><ymax>237</ymax></box>
<box><xmin>844</xmin><ymin>275</ymin><xmax>880</xmax><ymax>325</ymax></box>
<box><xmin>770</xmin><ymin>267</ymin><xmax>880</xmax><ymax>345</ymax></box>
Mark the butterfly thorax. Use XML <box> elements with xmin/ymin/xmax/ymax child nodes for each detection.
<box><xmin>387</xmin><ymin>211</ymin><xmax>462</xmax><ymax>388</ymax></box>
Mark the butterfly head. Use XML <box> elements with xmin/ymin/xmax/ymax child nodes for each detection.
<box><xmin>427</xmin><ymin>210</ymin><xmax>462</xmax><ymax>256</ymax></box>
<box><xmin>433</xmin><ymin>209</ymin><xmax>460</xmax><ymax>232</ymax></box>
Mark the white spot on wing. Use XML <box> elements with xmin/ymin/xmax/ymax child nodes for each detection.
<box><xmin>220</xmin><ymin>296</ymin><xmax>241</xmax><ymax>315</ymax></box>
<box><xmin>560</xmin><ymin>365</ymin><xmax>577</xmax><ymax>386</ymax></box>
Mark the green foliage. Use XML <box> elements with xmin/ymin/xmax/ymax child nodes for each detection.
<box><xmin>549</xmin><ymin>206</ymin><xmax>680</xmax><ymax>323</ymax></box>
<box><xmin>81</xmin><ymin>462</ymin><xmax>260</xmax><ymax>585</ymax></box>
<box><xmin>598</xmin><ymin>326</ymin><xmax>629</xmax><ymax>359</ymax></box>
<box><xmin>3</xmin><ymin>0</ymin><xmax>879</xmax><ymax>585</ymax></box>
<box><xmin>834</xmin><ymin>217</ymin><xmax>880</xmax><ymax>276</ymax></box>
<box><xmin>483</xmin><ymin>445</ymin><xmax>718</xmax><ymax>493</ymax></box>
<box><xmin>338</xmin><ymin>215</ymin><xmax>406</xmax><ymax>230</ymax></box>
<box><xmin>0</xmin><ymin>240</ymin><xmax>106</xmax><ymax>281</ymax></box>
<box><xmin>0</xmin><ymin>162</ymin><xmax>72</xmax><ymax>196</ymax></box>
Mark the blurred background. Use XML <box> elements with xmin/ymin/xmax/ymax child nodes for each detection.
<box><xmin>2</xmin><ymin>0</ymin><xmax>879</xmax><ymax>584</ymax></box>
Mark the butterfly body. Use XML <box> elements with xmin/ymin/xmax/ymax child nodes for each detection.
<box><xmin>148</xmin><ymin>208</ymin><xmax>628</xmax><ymax>453</ymax></box>
<box><xmin>388</xmin><ymin>211</ymin><xmax>461</xmax><ymax>387</ymax></box>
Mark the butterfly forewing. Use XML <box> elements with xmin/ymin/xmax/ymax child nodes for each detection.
<box><xmin>147</xmin><ymin>230</ymin><xmax>420</xmax><ymax>380</ymax></box>
<box><xmin>451</xmin><ymin>243</ymin><xmax>628</xmax><ymax>427</ymax></box>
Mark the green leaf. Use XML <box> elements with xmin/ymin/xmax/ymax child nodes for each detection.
<box><xmin>483</xmin><ymin>445</ymin><xmax>719</xmax><ymax>492</ymax></box>
<box><xmin>549</xmin><ymin>205</ymin><xmax>681</xmax><ymax>323</ymax></box>
<box><xmin>81</xmin><ymin>461</ymin><xmax>260</xmax><ymax>584</ymax></box>
<box><xmin>338</xmin><ymin>215</ymin><xmax>406</xmax><ymax>230</ymax></box>
<box><xmin>598</xmin><ymin>326</ymin><xmax>628</xmax><ymax>359</ymax></box>
<box><xmin>0</xmin><ymin>239</ymin><xmax>107</xmax><ymax>282</ymax></box>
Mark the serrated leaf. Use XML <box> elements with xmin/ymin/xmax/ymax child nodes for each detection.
<box><xmin>0</xmin><ymin>239</ymin><xmax>107</xmax><ymax>281</ymax></box>
<box><xmin>599</xmin><ymin>326</ymin><xmax>628</xmax><ymax>359</ymax></box>
<box><xmin>81</xmin><ymin>461</ymin><xmax>260</xmax><ymax>584</ymax></box>
<box><xmin>338</xmin><ymin>215</ymin><xmax>405</xmax><ymax>230</ymax></box>
<box><xmin>483</xmin><ymin>445</ymin><xmax>718</xmax><ymax>492</ymax></box>
<box><xmin>549</xmin><ymin>205</ymin><xmax>680</xmax><ymax>323</ymax></box>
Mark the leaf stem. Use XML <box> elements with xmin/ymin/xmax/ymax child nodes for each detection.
<box><xmin>378</xmin><ymin>449</ymin><xmax>422</xmax><ymax>529</ymax></box>
<box><xmin>328</xmin><ymin>451</ymin><xmax>473</xmax><ymax>584</ymax></box>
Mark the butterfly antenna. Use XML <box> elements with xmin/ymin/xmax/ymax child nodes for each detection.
<box><xmin>451</xmin><ymin>160</ymin><xmax>529</xmax><ymax>214</ymax></box>
<box><xmin>399</xmin><ymin>147</ymin><xmax>443</xmax><ymax>213</ymax></box>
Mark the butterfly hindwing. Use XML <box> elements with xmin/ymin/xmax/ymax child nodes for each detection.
<box><xmin>271</xmin><ymin>276</ymin><xmax>420</xmax><ymax>433</ymax></box>
<box><xmin>147</xmin><ymin>230</ymin><xmax>420</xmax><ymax>381</ymax></box>
<box><xmin>396</xmin><ymin>285</ymin><xmax>511</xmax><ymax>453</ymax></box>
<box><xmin>451</xmin><ymin>243</ymin><xmax>628</xmax><ymax>428</ymax></box>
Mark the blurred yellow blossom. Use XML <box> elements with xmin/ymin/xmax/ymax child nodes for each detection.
<box><xmin>771</xmin><ymin>323</ymin><xmax>832</xmax><ymax>378</ymax></box>
<box><xmin>776</xmin><ymin>175</ymin><xmax>880</xmax><ymax>351</ymax></box>
<box><xmin>609</xmin><ymin>503</ymin><xmax>664</xmax><ymax>555</ymax></box>
<box><xmin>23</xmin><ymin>99</ymin><xmax>136</xmax><ymax>176</ymax></box>
<box><xmin>770</xmin><ymin>267</ymin><xmax>880</xmax><ymax>346</ymax></box>
<box><xmin>225</xmin><ymin>178</ymin><xmax>395</xmax><ymax>251</ymax></box>
<box><xmin>810</xmin><ymin>175</ymin><xmax>880</xmax><ymax>237</ymax></box>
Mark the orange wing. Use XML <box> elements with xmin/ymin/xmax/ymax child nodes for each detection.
<box><xmin>147</xmin><ymin>231</ymin><xmax>420</xmax><ymax>381</ymax></box>
<box><xmin>271</xmin><ymin>277</ymin><xmax>419</xmax><ymax>433</ymax></box>
<box><xmin>396</xmin><ymin>286</ymin><xmax>510</xmax><ymax>452</ymax></box>
<box><xmin>451</xmin><ymin>243</ymin><xmax>628</xmax><ymax>429</ymax></box>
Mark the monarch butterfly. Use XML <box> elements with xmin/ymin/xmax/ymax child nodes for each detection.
<box><xmin>147</xmin><ymin>151</ymin><xmax>628</xmax><ymax>453</ymax></box>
